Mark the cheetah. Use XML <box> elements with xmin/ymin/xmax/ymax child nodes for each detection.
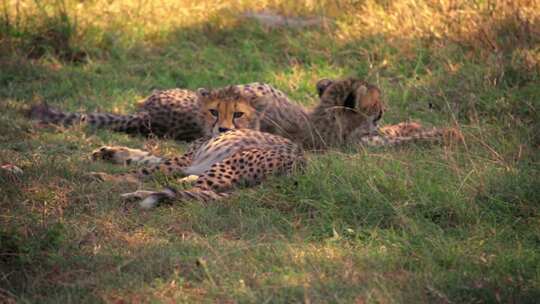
<box><xmin>306</xmin><ymin>78</ymin><xmax>460</xmax><ymax>148</ymax></box>
<box><xmin>98</xmin><ymin>129</ymin><xmax>305</xmax><ymax>209</ymax></box>
<box><xmin>91</xmin><ymin>77</ymin><xmax>460</xmax><ymax>208</ymax></box>
<box><xmin>28</xmin><ymin>83</ymin><xmax>292</xmax><ymax>141</ymax></box>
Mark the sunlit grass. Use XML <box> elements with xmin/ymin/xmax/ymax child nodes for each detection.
<box><xmin>1</xmin><ymin>0</ymin><xmax>539</xmax><ymax>303</ymax></box>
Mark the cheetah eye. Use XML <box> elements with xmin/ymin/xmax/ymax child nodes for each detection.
<box><xmin>233</xmin><ymin>112</ymin><xmax>244</xmax><ymax>118</ymax></box>
<box><xmin>209</xmin><ymin>109</ymin><xmax>219</xmax><ymax>117</ymax></box>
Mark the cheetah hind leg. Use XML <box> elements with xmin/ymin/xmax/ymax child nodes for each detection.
<box><xmin>121</xmin><ymin>188</ymin><xmax>177</xmax><ymax>209</ymax></box>
<box><xmin>379</xmin><ymin>122</ymin><xmax>463</xmax><ymax>144</ymax></box>
<box><xmin>362</xmin><ymin>126</ymin><xmax>462</xmax><ymax>147</ymax></box>
<box><xmin>379</xmin><ymin>122</ymin><xmax>424</xmax><ymax>137</ymax></box>
<box><xmin>91</xmin><ymin>146</ymin><xmax>163</xmax><ymax>165</ymax></box>
<box><xmin>127</xmin><ymin>146</ymin><xmax>305</xmax><ymax>209</ymax></box>
<box><xmin>121</xmin><ymin>187</ymin><xmax>227</xmax><ymax>209</ymax></box>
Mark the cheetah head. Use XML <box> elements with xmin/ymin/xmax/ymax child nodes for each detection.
<box><xmin>315</xmin><ymin>77</ymin><xmax>385</xmax><ymax>138</ymax></box>
<box><xmin>197</xmin><ymin>86</ymin><xmax>260</xmax><ymax>136</ymax></box>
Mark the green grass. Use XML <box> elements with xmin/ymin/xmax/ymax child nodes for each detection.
<box><xmin>1</xmin><ymin>0</ymin><xmax>539</xmax><ymax>303</ymax></box>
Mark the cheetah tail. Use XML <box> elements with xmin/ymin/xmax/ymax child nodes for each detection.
<box><xmin>82</xmin><ymin>112</ymin><xmax>150</xmax><ymax>133</ymax></box>
<box><xmin>28</xmin><ymin>103</ymin><xmax>149</xmax><ymax>133</ymax></box>
<box><xmin>138</xmin><ymin>187</ymin><xmax>231</xmax><ymax>209</ymax></box>
<box><xmin>361</xmin><ymin>127</ymin><xmax>463</xmax><ymax>147</ymax></box>
<box><xmin>28</xmin><ymin>102</ymin><xmax>83</xmax><ymax>126</ymax></box>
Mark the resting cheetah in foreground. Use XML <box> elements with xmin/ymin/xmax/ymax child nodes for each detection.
<box><xmin>114</xmin><ymin>129</ymin><xmax>305</xmax><ymax>208</ymax></box>
<box><xmin>28</xmin><ymin>83</ymin><xmax>292</xmax><ymax>141</ymax></box>
<box><xmin>91</xmin><ymin>78</ymin><xmax>460</xmax><ymax>208</ymax></box>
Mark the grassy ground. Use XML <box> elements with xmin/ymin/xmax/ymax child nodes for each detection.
<box><xmin>1</xmin><ymin>0</ymin><xmax>539</xmax><ymax>302</ymax></box>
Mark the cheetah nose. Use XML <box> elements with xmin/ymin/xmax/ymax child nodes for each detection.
<box><xmin>218</xmin><ymin>127</ymin><xmax>231</xmax><ymax>133</ymax></box>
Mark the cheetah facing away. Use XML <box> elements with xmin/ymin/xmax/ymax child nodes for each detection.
<box><xmin>28</xmin><ymin>83</ymin><xmax>291</xmax><ymax>141</ymax></box>
<box><xmin>269</xmin><ymin>77</ymin><xmax>458</xmax><ymax>149</ymax></box>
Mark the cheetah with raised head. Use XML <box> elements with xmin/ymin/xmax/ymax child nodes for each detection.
<box><xmin>28</xmin><ymin>83</ymin><xmax>292</xmax><ymax>141</ymax></box>
<box><xmin>91</xmin><ymin>78</ymin><xmax>459</xmax><ymax>208</ymax></box>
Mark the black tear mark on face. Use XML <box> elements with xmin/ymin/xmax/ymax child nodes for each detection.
<box><xmin>343</xmin><ymin>91</ymin><xmax>356</xmax><ymax>109</ymax></box>
<box><xmin>209</xmin><ymin>109</ymin><xmax>219</xmax><ymax>117</ymax></box>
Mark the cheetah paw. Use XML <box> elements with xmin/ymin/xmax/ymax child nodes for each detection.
<box><xmin>91</xmin><ymin>146</ymin><xmax>128</xmax><ymax>164</ymax></box>
<box><xmin>92</xmin><ymin>146</ymin><xmax>162</xmax><ymax>165</ymax></box>
<box><xmin>121</xmin><ymin>187</ymin><xmax>176</xmax><ymax>209</ymax></box>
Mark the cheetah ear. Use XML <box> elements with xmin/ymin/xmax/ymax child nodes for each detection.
<box><xmin>196</xmin><ymin>88</ymin><xmax>211</xmax><ymax>99</ymax></box>
<box><xmin>316</xmin><ymin>79</ymin><xmax>333</xmax><ymax>97</ymax></box>
<box><xmin>356</xmin><ymin>85</ymin><xmax>368</xmax><ymax>99</ymax></box>
<box><xmin>343</xmin><ymin>85</ymin><xmax>368</xmax><ymax>109</ymax></box>
<box><xmin>356</xmin><ymin>85</ymin><xmax>383</xmax><ymax>115</ymax></box>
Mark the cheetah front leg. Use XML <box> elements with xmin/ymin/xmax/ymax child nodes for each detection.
<box><xmin>90</xmin><ymin>137</ymin><xmax>209</xmax><ymax>183</ymax></box>
<box><xmin>90</xmin><ymin>151</ymin><xmax>196</xmax><ymax>184</ymax></box>
<box><xmin>125</xmin><ymin>146</ymin><xmax>305</xmax><ymax>209</ymax></box>
<box><xmin>88</xmin><ymin>145</ymin><xmax>168</xmax><ymax>183</ymax></box>
<box><xmin>91</xmin><ymin>146</ymin><xmax>163</xmax><ymax>165</ymax></box>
